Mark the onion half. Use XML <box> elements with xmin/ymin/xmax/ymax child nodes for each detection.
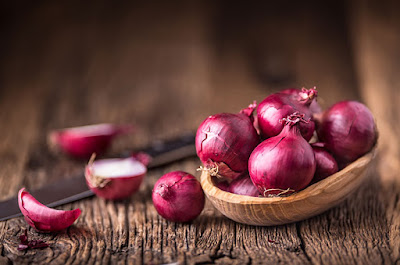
<box><xmin>48</xmin><ymin>123</ymin><xmax>134</xmax><ymax>159</ymax></box>
<box><xmin>85</xmin><ymin>155</ymin><xmax>147</xmax><ymax>200</ymax></box>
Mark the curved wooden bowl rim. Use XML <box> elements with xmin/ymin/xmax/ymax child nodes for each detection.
<box><xmin>201</xmin><ymin>148</ymin><xmax>376</xmax><ymax>206</ymax></box>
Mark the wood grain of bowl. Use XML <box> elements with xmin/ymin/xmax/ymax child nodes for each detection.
<box><xmin>200</xmin><ymin>148</ymin><xmax>376</xmax><ymax>226</ymax></box>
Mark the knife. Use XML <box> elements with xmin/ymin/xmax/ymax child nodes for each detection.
<box><xmin>0</xmin><ymin>133</ymin><xmax>196</xmax><ymax>221</ymax></box>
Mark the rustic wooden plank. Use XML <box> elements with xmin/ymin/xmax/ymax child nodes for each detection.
<box><xmin>350</xmin><ymin>0</ymin><xmax>400</xmax><ymax>262</ymax></box>
<box><xmin>0</xmin><ymin>1</ymin><xmax>395</xmax><ymax>264</ymax></box>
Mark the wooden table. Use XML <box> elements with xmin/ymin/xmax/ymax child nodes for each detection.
<box><xmin>0</xmin><ymin>1</ymin><xmax>399</xmax><ymax>264</ymax></box>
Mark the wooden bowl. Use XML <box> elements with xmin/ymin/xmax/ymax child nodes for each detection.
<box><xmin>200</xmin><ymin>149</ymin><xmax>376</xmax><ymax>226</ymax></box>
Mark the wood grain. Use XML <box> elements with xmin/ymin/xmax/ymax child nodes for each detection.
<box><xmin>0</xmin><ymin>1</ymin><xmax>398</xmax><ymax>264</ymax></box>
<box><xmin>350</xmin><ymin>0</ymin><xmax>400</xmax><ymax>262</ymax></box>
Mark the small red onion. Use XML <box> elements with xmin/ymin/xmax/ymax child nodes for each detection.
<box><xmin>152</xmin><ymin>171</ymin><xmax>205</xmax><ymax>223</ymax></box>
<box><xmin>257</xmin><ymin>88</ymin><xmax>317</xmax><ymax>141</ymax></box>
<box><xmin>311</xmin><ymin>143</ymin><xmax>338</xmax><ymax>182</ymax></box>
<box><xmin>249</xmin><ymin>112</ymin><xmax>316</xmax><ymax>196</ymax></box>
<box><xmin>228</xmin><ymin>176</ymin><xmax>260</xmax><ymax>197</ymax></box>
<box><xmin>18</xmin><ymin>188</ymin><xmax>81</xmax><ymax>232</ymax></box>
<box><xmin>196</xmin><ymin>102</ymin><xmax>259</xmax><ymax>181</ymax></box>
<box><xmin>48</xmin><ymin>123</ymin><xmax>134</xmax><ymax>159</ymax></box>
<box><xmin>85</xmin><ymin>155</ymin><xmax>147</xmax><ymax>200</ymax></box>
<box><xmin>317</xmin><ymin>101</ymin><xmax>377</xmax><ymax>164</ymax></box>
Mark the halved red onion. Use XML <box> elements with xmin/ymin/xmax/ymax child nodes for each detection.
<box><xmin>18</xmin><ymin>188</ymin><xmax>81</xmax><ymax>232</ymax></box>
<box><xmin>317</xmin><ymin>101</ymin><xmax>377</xmax><ymax>164</ymax></box>
<box><xmin>85</xmin><ymin>155</ymin><xmax>147</xmax><ymax>200</ymax></box>
<box><xmin>257</xmin><ymin>88</ymin><xmax>317</xmax><ymax>141</ymax></box>
<box><xmin>311</xmin><ymin>143</ymin><xmax>338</xmax><ymax>182</ymax></box>
<box><xmin>249</xmin><ymin>112</ymin><xmax>316</xmax><ymax>196</ymax></box>
<box><xmin>48</xmin><ymin>123</ymin><xmax>134</xmax><ymax>159</ymax></box>
<box><xmin>196</xmin><ymin>102</ymin><xmax>259</xmax><ymax>181</ymax></box>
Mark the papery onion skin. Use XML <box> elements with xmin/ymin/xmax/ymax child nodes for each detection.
<box><xmin>85</xmin><ymin>157</ymin><xmax>146</xmax><ymax>200</ymax></box>
<box><xmin>317</xmin><ymin>101</ymin><xmax>377</xmax><ymax>164</ymax></box>
<box><xmin>18</xmin><ymin>188</ymin><xmax>81</xmax><ymax>232</ymax></box>
<box><xmin>311</xmin><ymin>143</ymin><xmax>338</xmax><ymax>182</ymax></box>
<box><xmin>152</xmin><ymin>171</ymin><xmax>205</xmax><ymax>223</ymax></box>
<box><xmin>196</xmin><ymin>103</ymin><xmax>259</xmax><ymax>180</ymax></box>
<box><xmin>228</xmin><ymin>176</ymin><xmax>260</xmax><ymax>197</ymax></box>
<box><xmin>249</xmin><ymin>113</ymin><xmax>316</xmax><ymax>196</ymax></box>
<box><xmin>257</xmin><ymin>88</ymin><xmax>317</xmax><ymax>141</ymax></box>
<box><xmin>49</xmin><ymin>124</ymin><xmax>134</xmax><ymax>159</ymax></box>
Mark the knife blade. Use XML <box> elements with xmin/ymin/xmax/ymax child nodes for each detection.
<box><xmin>0</xmin><ymin>133</ymin><xmax>196</xmax><ymax>221</ymax></box>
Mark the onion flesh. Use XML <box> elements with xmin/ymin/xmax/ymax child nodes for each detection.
<box><xmin>196</xmin><ymin>102</ymin><xmax>259</xmax><ymax>180</ymax></box>
<box><xmin>49</xmin><ymin>123</ymin><xmax>134</xmax><ymax>159</ymax></box>
<box><xmin>317</xmin><ymin>101</ymin><xmax>377</xmax><ymax>164</ymax></box>
<box><xmin>85</xmin><ymin>155</ymin><xmax>147</xmax><ymax>200</ymax></box>
<box><xmin>18</xmin><ymin>188</ymin><xmax>81</xmax><ymax>232</ymax></box>
<box><xmin>249</xmin><ymin>112</ymin><xmax>316</xmax><ymax>196</ymax></box>
<box><xmin>152</xmin><ymin>171</ymin><xmax>205</xmax><ymax>223</ymax></box>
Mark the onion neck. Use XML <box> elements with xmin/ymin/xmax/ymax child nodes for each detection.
<box><xmin>298</xmin><ymin>87</ymin><xmax>317</xmax><ymax>106</ymax></box>
<box><xmin>157</xmin><ymin>184</ymin><xmax>171</xmax><ymax>199</ymax></box>
<box><xmin>239</xmin><ymin>101</ymin><xmax>257</xmax><ymax>118</ymax></box>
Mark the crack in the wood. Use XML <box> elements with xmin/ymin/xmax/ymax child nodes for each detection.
<box><xmin>296</xmin><ymin>222</ymin><xmax>312</xmax><ymax>264</ymax></box>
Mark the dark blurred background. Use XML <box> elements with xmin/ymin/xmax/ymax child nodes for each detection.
<box><xmin>0</xmin><ymin>0</ymin><xmax>391</xmax><ymax>148</ymax></box>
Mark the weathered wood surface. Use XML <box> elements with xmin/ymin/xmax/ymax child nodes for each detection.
<box><xmin>0</xmin><ymin>1</ymin><xmax>398</xmax><ymax>264</ymax></box>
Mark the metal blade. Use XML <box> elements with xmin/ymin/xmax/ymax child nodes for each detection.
<box><xmin>0</xmin><ymin>133</ymin><xmax>196</xmax><ymax>221</ymax></box>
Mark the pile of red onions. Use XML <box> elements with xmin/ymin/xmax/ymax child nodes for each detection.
<box><xmin>195</xmin><ymin>102</ymin><xmax>259</xmax><ymax>181</ymax></box>
<box><xmin>196</xmin><ymin>87</ymin><xmax>377</xmax><ymax>198</ymax></box>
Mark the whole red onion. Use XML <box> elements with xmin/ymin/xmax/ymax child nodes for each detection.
<box><xmin>311</xmin><ymin>143</ymin><xmax>338</xmax><ymax>182</ymax></box>
<box><xmin>317</xmin><ymin>101</ymin><xmax>377</xmax><ymax>164</ymax></box>
<box><xmin>228</xmin><ymin>176</ymin><xmax>260</xmax><ymax>197</ymax></box>
<box><xmin>152</xmin><ymin>171</ymin><xmax>205</xmax><ymax>223</ymax></box>
<box><xmin>249</xmin><ymin>112</ymin><xmax>316</xmax><ymax>196</ymax></box>
<box><xmin>257</xmin><ymin>88</ymin><xmax>317</xmax><ymax>141</ymax></box>
<box><xmin>196</xmin><ymin>102</ymin><xmax>259</xmax><ymax>181</ymax></box>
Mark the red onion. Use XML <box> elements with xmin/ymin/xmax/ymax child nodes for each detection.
<box><xmin>249</xmin><ymin>112</ymin><xmax>316</xmax><ymax>196</ymax></box>
<box><xmin>152</xmin><ymin>171</ymin><xmax>205</xmax><ymax>222</ymax></box>
<box><xmin>48</xmin><ymin>123</ymin><xmax>134</xmax><ymax>159</ymax></box>
<box><xmin>228</xmin><ymin>175</ymin><xmax>260</xmax><ymax>197</ymax></box>
<box><xmin>311</xmin><ymin>143</ymin><xmax>338</xmax><ymax>182</ymax></box>
<box><xmin>85</xmin><ymin>155</ymin><xmax>147</xmax><ymax>200</ymax></box>
<box><xmin>196</xmin><ymin>102</ymin><xmax>259</xmax><ymax>181</ymax></box>
<box><xmin>18</xmin><ymin>188</ymin><xmax>81</xmax><ymax>232</ymax></box>
<box><xmin>257</xmin><ymin>88</ymin><xmax>317</xmax><ymax>141</ymax></box>
<box><xmin>317</xmin><ymin>101</ymin><xmax>377</xmax><ymax>164</ymax></box>
<box><xmin>212</xmin><ymin>177</ymin><xmax>230</xmax><ymax>192</ymax></box>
